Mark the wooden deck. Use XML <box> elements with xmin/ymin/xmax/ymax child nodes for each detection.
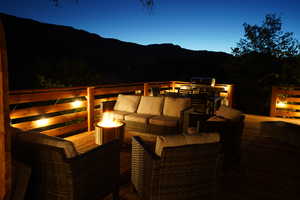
<box><xmin>66</xmin><ymin>114</ymin><xmax>300</xmax><ymax>200</ymax></box>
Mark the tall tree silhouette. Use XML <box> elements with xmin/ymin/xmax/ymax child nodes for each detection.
<box><xmin>232</xmin><ymin>14</ymin><xmax>300</xmax><ymax>58</ymax></box>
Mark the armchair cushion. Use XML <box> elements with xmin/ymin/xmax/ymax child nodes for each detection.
<box><xmin>215</xmin><ymin>105</ymin><xmax>243</xmax><ymax>121</ymax></box>
<box><xmin>155</xmin><ymin>133</ymin><xmax>220</xmax><ymax>156</ymax></box>
<box><xmin>108</xmin><ymin>110</ymin><xmax>132</xmax><ymax>120</ymax></box>
<box><xmin>125</xmin><ymin>113</ymin><xmax>153</xmax><ymax>124</ymax></box>
<box><xmin>137</xmin><ymin>96</ymin><xmax>164</xmax><ymax>115</ymax></box>
<box><xmin>17</xmin><ymin>132</ymin><xmax>78</xmax><ymax>158</ymax></box>
<box><xmin>149</xmin><ymin>115</ymin><xmax>179</xmax><ymax>127</ymax></box>
<box><xmin>114</xmin><ymin>94</ymin><xmax>141</xmax><ymax>113</ymax></box>
<box><xmin>163</xmin><ymin>97</ymin><xmax>191</xmax><ymax>117</ymax></box>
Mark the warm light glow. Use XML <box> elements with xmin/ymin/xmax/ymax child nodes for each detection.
<box><xmin>211</xmin><ymin>78</ymin><xmax>216</xmax><ymax>87</ymax></box>
<box><xmin>98</xmin><ymin>112</ymin><xmax>123</xmax><ymax>128</ymax></box>
<box><xmin>36</xmin><ymin>118</ymin><xmax>49</xmax><ymax>127</ymax></box>
<box><xmin>223</xmin><ymin>86</ymin><xmax>229</xmax><ymax>91</ymax></box>
<box><xmin>276</xmin><ymin>101</ymin><xmax>287</xmax><ymax>108</ymax></box>
<box><xmin>72</xmin><ymin>100</ymin><xmax>83</xmax><ymax>108</ymax></box>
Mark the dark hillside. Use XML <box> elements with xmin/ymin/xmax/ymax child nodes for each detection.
<box><xmin>0</xmin><ymin>13</ymin><xmax>233</xmax><ymax>90</ymax></box>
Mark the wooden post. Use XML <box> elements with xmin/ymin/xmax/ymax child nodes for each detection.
<box><xmin>144</xmin><ymin>83</ymin><xmax>149</xmax><ymax>96</ymax></box>
<box><xmin>227</xmin><ymin>84</ymin><xmax>234</xmax><ymax>107</ymax></box>
<box><xmin>0</xmin><ymin>20</ymin><xmax>11</xmax><ymax>200</ymax></box>
<box><xmin>87</xmin><ymin>87</ymin><xmax>95</xmax><ymax>132</ymax></box>
<box><xmin>171</xmin><ymin>81</ymin><xmax>176</xmax><ymax>92</ymax></box>
<box><xmin>270</xmin><ymin>86</ymin><xmax>277</xmax><ymax>117</ymax></box>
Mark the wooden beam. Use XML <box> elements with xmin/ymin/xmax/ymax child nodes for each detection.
<box><xmin>0</xmin><ymin>19</ymin><xmax>11</xmax><ymax>200</ymax></box>
<box><xmin>270</xmin><ymin>86</ymin><xmax>278</xmax><ymax>117</ymax></box>
<box><xmin>143</xmin><ymin>83</ymin><xmax>149</xmax><ymax>96</ymax></box>
<box><xmin>87</xmin><ymin>87</ymin><xmax>95</xmax><ymax>132</ymax></box>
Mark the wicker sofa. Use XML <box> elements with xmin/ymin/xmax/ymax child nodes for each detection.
<box><xmin>103</xmin><ymin>94</ymin><xmax>192</xmax><ymax>135</ymax></box>
<box><xmin>131</xmin><ymin>134</ymin><xmax>220</xmax><ymax>200</ymax></box>
<box><xmin>14</xmin><ymin>131</ymin><xmax>120</xmax><ymax>200</ymax></box>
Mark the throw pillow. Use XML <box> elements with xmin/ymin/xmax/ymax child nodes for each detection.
<box><xmin>114</xmin><ymin>94</ymin><xmax>141</xmax><ymax>113</ymax></box>
<box><xmin>137</xmin><ymin>96</ymin><xmax>164</xmax><ymax>115</ymax></box>
<box><xmin>163</xmin><ymin>97</ymin><xmax>191</xmax><ymax>117</ymax></box>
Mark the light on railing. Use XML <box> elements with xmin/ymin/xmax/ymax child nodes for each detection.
<box><xmin>36</xmin><ymin>118</ymin><xmax>49</xmax><ymax>127</ymax></box>
<box><xmin>72</xmin><ymin>100</ymin><xmax>83</xmax><ymax>108</ymax></box>
<box><xmin>211</xmin><ymin>78</ymin><xmax>216</xmax><ymax>87</ymax></box>
<box><xmin>223</xmin><ymin>86</ymin><xmax>229</xmax><ymax>91</ymax></box>
<box><xmin>276</xmin><ymin>101</ymin><xmax>287</xmax><ymax>108</ymax></box>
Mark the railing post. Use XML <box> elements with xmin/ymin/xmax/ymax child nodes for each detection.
<box><xmin>87</xmin><ymin>87</ymin><xmax>95</xmax><ymax>132</ymax></box>
<box><xmin>144</xmin><ymin>83</ymin><xmax>149</xmax><ymax>96</ymax></box>
<box><xmin>0</xmin><ymin>19</ymin><xmax>11</xmax><ymax>200</ymax></box>
<box><xmin>270</xmin><ymin>86</ymin><xmax>277</xmax><ymax>117</ymax></box>
<box><xmin>227</xmin><ymin>84</ymin><xmax>234</xmax><ymax>107</ymax></box>
<box><xmin>171</xmin><ymin>81</ymin><xmax>176</xmax><ymax>92</ymax></box>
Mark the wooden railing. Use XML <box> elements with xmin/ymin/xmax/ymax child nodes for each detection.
<box><xmin>9</xmin><ymin>81</ymin><xmax>233</xmax><ymax>137</ymax></box>
<box><xmin>270</xmin><ymin>86</ymin><xmax>300</xmax><ymax>118</ymax></box>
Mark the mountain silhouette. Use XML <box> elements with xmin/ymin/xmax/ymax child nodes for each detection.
<box><xmin>0</xmin><ymin>13</ymin><xmax>233</xmax><ymax>90</ymax></box>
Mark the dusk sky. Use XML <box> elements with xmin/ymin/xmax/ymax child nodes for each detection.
<box><xmin>0</xmin><ymin>0</ymin><xmax>300</xmax><ymax>53</ymax></box>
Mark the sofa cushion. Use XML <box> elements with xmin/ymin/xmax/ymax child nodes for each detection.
<box><xmin>155</xmin><ymin>133</ymin><xmax>220</xmax><ymax>156</ymax></box>
<box><xmin>163</xmin><ymin>97</ymin><xmax>191</xmax><ymax>117</ymax></box>
<box><xmin>149</xmin><ymin>116</ymin><xmax>179</xmax><ymax>127</ymax></box>
<box><xmin>114</xmin><ymin>94</ymin><xmax>141</xmax><ymax>113</ymax></box>
<box><xmin>215</xmin><ymin>106</ymin><xmax>243</xmax><ymax>121</ymax></box>
<box><xmin>125</xmin><ymin>113</ymin><xmax>154</xmax><ymax>124</ymax></box>
<box><xmin>137</xmin><ymin>96</ymin><xmax>164</xmax><ymax>115</ymax></box>
<box><xmin>17</xmin><ymin>132</ymin><xmax>78</xmax><ymax>158</ymax></box>
<box><xmin>108</xmin><ymin>110</ymin><xmax>132</xmax><ymax>120</ymax></box>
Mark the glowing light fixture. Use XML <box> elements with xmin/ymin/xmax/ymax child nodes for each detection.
<box><xmin>72</xmin><ymin>100</ymin><xmax>83</xmax><ymax>108</ymax></box>
<box><xmin>36</xmin><ymin>118</ymin><xmax>49</xmax><ymax>127</ymax></box>
<box><xmin>276</xmin><ymin>101</ymin><xmax>287</xmax><ymax>108</ymax></box>
<box><xmin>223</xmin><ymin>86</ymin><xmax>229</xmax><ymax>91</ymax></box>
<box><xmin>211</xmin><ymin>78</ymin><xmax>216</xmax><ymax>87</ymax></box>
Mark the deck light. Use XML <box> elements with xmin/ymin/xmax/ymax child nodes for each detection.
<box><xmin>36</xmin><ymin>118</ymin><xmax>49</xmax><ymax>127</ymax></box>
<box><xmin>72</xmin><ymin>100</ymin><xmax>83</xmax><ymax>108</ymax></box>
<box><xmin>276</xmin><ymin>101</ymin><xmax>287</xmax><ymax>108</ymax></box>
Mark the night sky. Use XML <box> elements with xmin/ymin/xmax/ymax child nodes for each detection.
<box><xmin>0</xmin><ymin>0</ymin><xmax>299</xmax><ymax>53</ymax></box>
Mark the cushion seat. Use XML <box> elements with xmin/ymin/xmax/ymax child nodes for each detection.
<box><xmin>125</xmin><ymin>113</ymin><xmax>154</xmax><ymax>124</ymax></box>
<box><xmin>149</xmin><ymin>115</ymin><xmax>179</xmax><ymax>127</ymax></box>
<box><xmin>109</xmin><ymin>110</ymin><xmax>132</xmax><ymax>120</ymax></box>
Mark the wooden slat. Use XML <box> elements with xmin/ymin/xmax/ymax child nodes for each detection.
<box><xmin>9</xmin><ymin>90</ymin><xmax>86</xmax><ymax>104</ymax></box>
<box><xmin>284</xmin><ymin>97</ymin><xmax>300</xmax><ymax>103</ymax></box>
<box><xmin>273</xmin><ymin>110</ymin><xmax>300</xmax><ymax>118</ymax></box>
<box><xmin>9</xmin><ymin>86</ymin><xmax>87</xmax><ymax>95</ymax></box>
<box><xmin>276</xmin><ymin>104</ymin><xmax>300</xmax><ymax>110</ymax></box>
<box><xmin>94</xmin><ymin>85</ymin><xmax>144</xmax><ymax>96</ymax></box>
<box><xmin>10</xmin><ymin>101</ymin><xmax>87</xmax><ymax>119</ymax></box>
<box><xmin>94</xmin><ymin>97</ymin><xmax>117</xmax><ymax>106</ymax></box>
<box><xmin>12</xmin><ymin>111</ymin><xmax>87</xmax><ymax>131</ymax></box>
<box><xmin>276</xmin><ymin>89</ymin><xmax>300</xmax><ymax>96</ymax></box>
<box><xmin>41</xmin><ymin>121</ymin><xmax>87</xmax><ymax>137</ymax></box>
<box><xmin>0</xmin><ymin>19</ymin><xmax>11</xmax><ymax>200</ymax></box>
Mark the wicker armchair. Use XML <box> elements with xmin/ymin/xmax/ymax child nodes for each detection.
<box><xmin>131</xmin><ymin>136</ymin><xmax>220</xmax><ymax>200</ymax></box>
<box><xmin>15</xmin><ymin>131</ymin><xmax>120</xmax><ymax>200</ymax></box>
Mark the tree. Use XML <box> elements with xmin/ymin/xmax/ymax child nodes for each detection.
<box><xmin>232</xmin><ymin>14</ymin><xmax>300</xmax><ymax>57</ymax></box>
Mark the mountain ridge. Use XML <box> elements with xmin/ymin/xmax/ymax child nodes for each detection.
<box><xmin>0</xmin><ymin>12</ymin><xmax>233</xmax><ymax>90</ymax></box>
